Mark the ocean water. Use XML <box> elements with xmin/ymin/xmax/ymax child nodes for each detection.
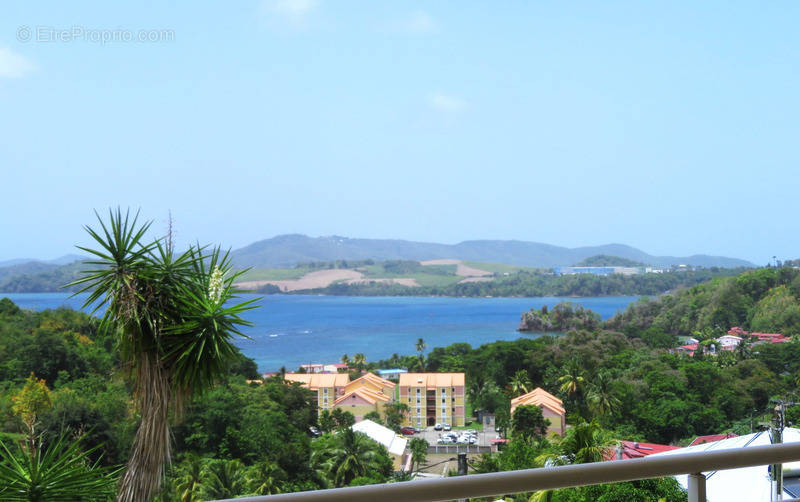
<box><xmin>3</xmin><ymin>293</ymin><xmax>637</xmax><ymax>372</ymax></box>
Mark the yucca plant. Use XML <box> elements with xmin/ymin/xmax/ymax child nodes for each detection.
<box><xmin>70</xmin><ymin>209</ymin><xmax>258</xmax><ymax>502</ymax></box>
<box><xmin>0</xmin><ymin>434</ymin><xmax>119</xmax><ymax>502</ymax></box>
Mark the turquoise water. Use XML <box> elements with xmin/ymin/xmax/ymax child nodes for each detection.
<box><xmin>3</xmin><ymin>293</ymin><xmax>637</xmax><ymax>372</ymax></box>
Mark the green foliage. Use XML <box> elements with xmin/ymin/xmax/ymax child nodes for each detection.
<box><xmin>573</xmin><ymin>255</ymin><xmax>645</xmax><ymax>267</ymax></box>
<box><xmin>512</xmin><ymin>405</ymin><xmax>549</xmax><ymax>442</ymax></box>
<box><xmin>299</xmin><ymin>267</ymin><xmax>747</xmax><ymax>297</ymax></box>
<box><xmin>0</xmin><ymin>434</ymin><xmax>120</xmax><ymax>501</ymax></box>
<box><xmin>519</xmin><ymin>303</ymin><xmax>601</xmax><ymax>332</ymax></box>
<box><xmin>310</xmin><ymin>429</ymin><xmax>393</xmax><ymax>488</ymax></box>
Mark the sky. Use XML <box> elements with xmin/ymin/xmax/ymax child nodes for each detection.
<box><xmin>0</xmin><ymin>1</ymin><xmax>798</xmax><ymax>265</ymax></box>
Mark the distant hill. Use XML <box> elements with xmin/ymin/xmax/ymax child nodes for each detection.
<box><xmin>573</xmin><ymin>255</ymin><xmax>645</xmax><ymax>267</ymax></box>
<box><xmin>231</xmin><ymin>235</ymin><xmax>754</xmax><ymax>269</ymax></box>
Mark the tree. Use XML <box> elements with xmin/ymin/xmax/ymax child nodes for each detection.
<box><xmin>363</xmin><ymin>411</ymin><xmax>383</xmax><ymax>425</ymax></box>
<box><xmin>384</xmin><ymin>402</ymin><xmax>409</xmax><ymax>431</ymax></box>
<box><xmin>330</xmin><ymin>408</ymin><xmax>356</xmax><ymax>431</ymax></box>
<box><xmin>173</xmin><ymin>454</ymin><xmax>204</xmax><ymax>502</ymax></box>
<box><xmin>340</xmin><ymin>354</ymin><xmax>350</xmax><ymax>367</ymax></box>
<box><xmin>245</xmin><ymin>460</ymin><xmax>286</xmax><ymax>496</ymax></box>
<box><xmin>71</xmin><ymin>209</ymin><xmax>257</xmax><ymax>502</ymax></box>
<box><xmin>585</xmin><ymin>371</ymin><xmax>621</xmax><ymax>419</ymax></box>
<box><xmin>352</xmin><ymin>353</ymin><xmax>367</xmax><ymax>371</ymax></box>
<box><xmin>512</xmin><ymin>405</ymin><xmax>550</xmax><ymax>443</ymax></box>
<box><xmin>311</xmin><ymin>429</ymin><xmax>393</xmax><ymax>488</ymax></box>
<box><xmin>408</xmin><ymin>437</ymin><xmax>428</xmax><ymax>473</ymax></box>
<box><xmin>0</xmin><ymin>434</ymin><xmax>119</xmax><ymax>502</ymax></box>
<box><xmin>201</xmin><ymin>459</ymin><xmax>245</xmax><ymax>500</ymax></box>
<box><xmin>11</xmin><ymin>374</ymin><xmax>52</xmax><ymax>451</ymax></box>
<box><xmin>557</xmin><ymin>360</ymin><xmax>585</xmax><ymax>397</ymax></box>
<box><xmin>415</xmin><ymin>338</ymin><xmax>426</xmax><ymax>371</ymax></box>
<box><xmin>509</xmin><ymin>369</ymin><xmax>532</xmax><ymax>396</ymax></box>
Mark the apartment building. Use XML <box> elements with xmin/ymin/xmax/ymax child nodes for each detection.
<box><xmin>283</xmin><ymin>373</ymin><xmax>350</xmax><ymax>414</ymax></box>
<box><xmin>399</xmin><ymin>373</ymin><xmax>465</xmax><ymax>428</ymax></box>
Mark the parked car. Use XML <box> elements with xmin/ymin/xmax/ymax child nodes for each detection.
<box><xmin>400</xmin><ymin>427</ymin><xmax>416</xmax><ymax>435</ymax></box>
<box><xmin>413</xmin><ymin>427</ymin><xmax>423</xmax><ymax>433</ymax></box>
<box><xmin>443</xmin><ymin>423</ymin><xmax>452</xmax><ymax>431</ymax></box>
<box><xmin>308</xmin><ymin>426</ymin><xmax>321</xmax><ymax>437</ymax></box>
<box><xmin>434</xmin><ymin>423</ymin><xmax>443</xmax><ymax>431</ymax></box>
<box><xmin>438</xmin><ymin>437</ymin><xmax>454</xmax><ymax>444</ymax></box>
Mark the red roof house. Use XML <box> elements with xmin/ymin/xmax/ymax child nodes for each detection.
<box><xmin>689</xmin><ymin>433</ymin><xmax>738</xmax><ymax>447</ymax></box>
<box><xmin>605</xmin><ymin>441</ymin><xmax>681</xmax><ymax>461</ymax></box>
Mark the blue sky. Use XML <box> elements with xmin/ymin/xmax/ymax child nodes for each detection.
<box><xmin>0</xmin><ymin>1</ymin><xmax>798</xmax><ymax>264</ymax></box>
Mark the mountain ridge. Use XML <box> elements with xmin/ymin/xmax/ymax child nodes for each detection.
<box><xmin>230</xmin><ymin>234</ymin><xmax>754</xmax><ymax>269</ymax></box>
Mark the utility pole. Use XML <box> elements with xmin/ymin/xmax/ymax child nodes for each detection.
<box><xmin>771</xmin><ymin>401</ymin><xmax>784</xmax><ymax>501</ymax></box>
<box><xmin>770</xmin><ymin>400</ymin><xmax>798</xmax><ymax>501</ymax></box>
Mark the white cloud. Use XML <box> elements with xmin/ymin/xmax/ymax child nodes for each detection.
<box><xmin>401</xmin><ymin>11</ymin><xmax>436</xmax><ymax>34</ymax></box>
<box><xmin>0</xmin><ymin>48</ymin><xmax>34</xmax><ymax>79</ymax></box>
<box><xmin>428</xmin><ymin>92</ymin><xmax>467</xmax><ymax>113</ymax></box>
<box><xmin>260</xmin><ymin>0</ymin><xmax>317</xmax><ymax>25</ymax></box>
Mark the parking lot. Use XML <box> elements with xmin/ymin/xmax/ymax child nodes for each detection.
<box><xmin>413</xmin><ymin>422</ymin><xmax>497</xmax><ymax>448</ymax></box>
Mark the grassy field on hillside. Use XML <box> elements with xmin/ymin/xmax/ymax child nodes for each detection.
<box><xmin>236</xmin><ymin>267</ymin><xmax>311</xmax><ymax>282</ymax></box>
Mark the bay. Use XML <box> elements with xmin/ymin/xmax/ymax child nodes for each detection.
<box><xmin>2</xmin><ymin>293</ymin><xmax>637</xmax><ymax>372</ymax></box>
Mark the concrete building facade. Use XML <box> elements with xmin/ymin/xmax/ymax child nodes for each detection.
<box><xmin>399</xmin><ymin>373</ymin><xmax>466</xmax><ymax>428</ymax></box>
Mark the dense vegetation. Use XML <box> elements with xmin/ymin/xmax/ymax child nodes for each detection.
<box><xmin>607</xmin><ymin>266</ymin><xmax>800</xmax><ymax>337</ymax></box>
<box><xmin>519</xmin><ymin>303</ymin><xmax>601</xmax><ymax>332</ymax></box>
<box><xmin>287</xmin><ymin>267</ymin><xmax>748</xmax><ymax>297</ymax></box>
<box><xmin>3</xmin><ymin>265</ymin><xmax>800</xmax><ymax>500</ymax></box>
<box><xmin>573</xmin><ymin>254</ymin><xmax>645</xmax><ymax>267</ymax></box>
<box><xmin>0</xmin><ymin>299</ymin><xmax>398</xmax><ymax>499</ymax></box>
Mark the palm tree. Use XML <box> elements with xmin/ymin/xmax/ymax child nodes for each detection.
<box><xmin>340</xmin><ymin>354</ymin><xmax>350</xmax><ymax>367</ymax></box>
<box><xmin>415</xmin><ymin>338</ymin><xmax>426</xmax><ymax>370</ymax></box>
<box><xmin>557</xmin><ymin>360</ymin><xmax>585</xmax><ymax>396</ymax></box>
<box><xmin>352</xmin><ymin>353</ymin><xmax>367</xmax><ymax>371</ymax></box>
<box><xmin>173</xmin><ymin>454</ymin><xmax>204</xmax><ymax>502</ymax></box>
<box><xmin>201</xmin><ymin>459</ymin><xmax>245</xmax><ymax>500</ymax></box>
<box><xmin>314</xmin><ymin>429</ymin><xmax>383</xmax><ymax>487</ymax></box>
<box><xmin>509</xmin><ymin>370</ymin><xmax>532</xmax><ymax>396</ymax></box>
<box><xmin>71</xmin><ymin>209</ymin><xmax>257</xmax><ymax>502</ymax></box>
<box><xmin>245</xmin><ymin>460</ymin><xmax>286</xmax><ymax>496</ymax></box>
<box><xmin>586</xmin><ymin>371</ymin><xmax>621</xmax><ymax>418</ymax></box>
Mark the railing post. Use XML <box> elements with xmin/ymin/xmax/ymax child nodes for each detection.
<box><xmin>688</xmin><ymin>472</ymin><xmax>706</xmax><ymax>502</ymax></box>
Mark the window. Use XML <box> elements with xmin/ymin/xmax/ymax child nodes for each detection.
<box><xmin>323</xmin><ymin>388</ymin><xmax>328</xmax><ymax>394</ymax></box>
<box><xmin>442</xmin><ymin>398</ymin><xmax>446</xmax><ymax>404</ymax></box>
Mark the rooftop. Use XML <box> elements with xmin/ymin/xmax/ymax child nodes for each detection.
<box><xmin>399</xmin><ymin>372</ymin><xmax>465</xmax><ymax>388</ymax></box>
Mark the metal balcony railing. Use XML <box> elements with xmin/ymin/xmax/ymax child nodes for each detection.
<box><xmin>215</xmin><ymin>441</ymin><xmax>800</xmax><ymax>502</ymax></box>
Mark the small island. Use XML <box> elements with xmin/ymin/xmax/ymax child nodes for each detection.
<box><xmin>518</xmin><ymin>302</ymin><xmax>601</xmax><ymax>332</ymax></box>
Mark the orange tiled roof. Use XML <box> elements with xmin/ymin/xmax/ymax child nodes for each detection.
<box><xmin>346</xmin><ymin>373</ymin><xmax>395</xmax><ymax>394</ymax></box>
<box><xmin>334</xmin><ymin>386</ymin><xmax>391</xmax><ymax>406</ymax></box>
<box><xmin>398</xmin><ymin>373</ymin><xmax>465</xmax><ymax>388</ymax></box>
<box><xmin>284</xmin><ymin>373</ymin><xmax>350</xmax><ymax>389</ymax></box>
<box><xmin>511</xmin><ymin>387</ymin><xmax>565</xmax><ymax>415</ymax></box>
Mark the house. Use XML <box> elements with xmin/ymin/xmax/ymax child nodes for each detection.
<box><xmin>399</xmin><ymin>373</ymin><xmax>466</xmax><ymax>428</ymax></box>
<box><xmin>283</xmin><ymin>373</ymin><xmax>350</xmax><ymax>414</ymax></box>
<box><xmin>351</xmin><ymin>419</ymin><xmax>409</xmax><ymax>470</ymax></box>
<box><xmin>324</xmin><ymin>363</ymin><xmax>349</xmax><ymax>373</ymax></box>
<box><xmin>332</xmin><ymin>372</ymin><xmax>396</xmax><ymax>421</ymax></box>
<box><xmin>345</xmin><ymin>372</ymin><xmax>396</xmax><ymax>399</ymax></box>
<box><xmin>689</xmin><ymin>433</ymin><xmax>737</xmax><ymax>447</ymax></box>
<box><xmin>604</xmin><ymin>440</ymin><xmax>681</xmax><ymax>461</ymax></box>
<box><xmin>334</xmin><ymin>387</ymin><xmax>391</xmax><ymax>422</ymax></box>
<box><xmin>299</xmin><ymin>363</ymin><xmax>325</xmax><ymax>373</ymax></box>
<box><xmin>728</xmin><ymin>327</ymin><xmax>789</xmax><ymax>344</ymax></box>
<box><xmin>510</xmin><ymin>387</ymin><xmax>566</xmax><ymax>436</ymax></box>
<box><xmin>651</xmin><ymin>428</ymin><xmax>800</xmax><ymax>501</ymax></box>
<box><xmin>674</xmin><ymin>343</ymin><xmax>699</xmax><ymax>356</ymax></box>
<box><xmin>716</xmin><ymin>335</ymin><xmax>742</xmax><ymax>350</ymax></box>
<box><xmin>377</xmin><ymin>368</ymin><xmax>408</xmax><ymax>380</ymax></box>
